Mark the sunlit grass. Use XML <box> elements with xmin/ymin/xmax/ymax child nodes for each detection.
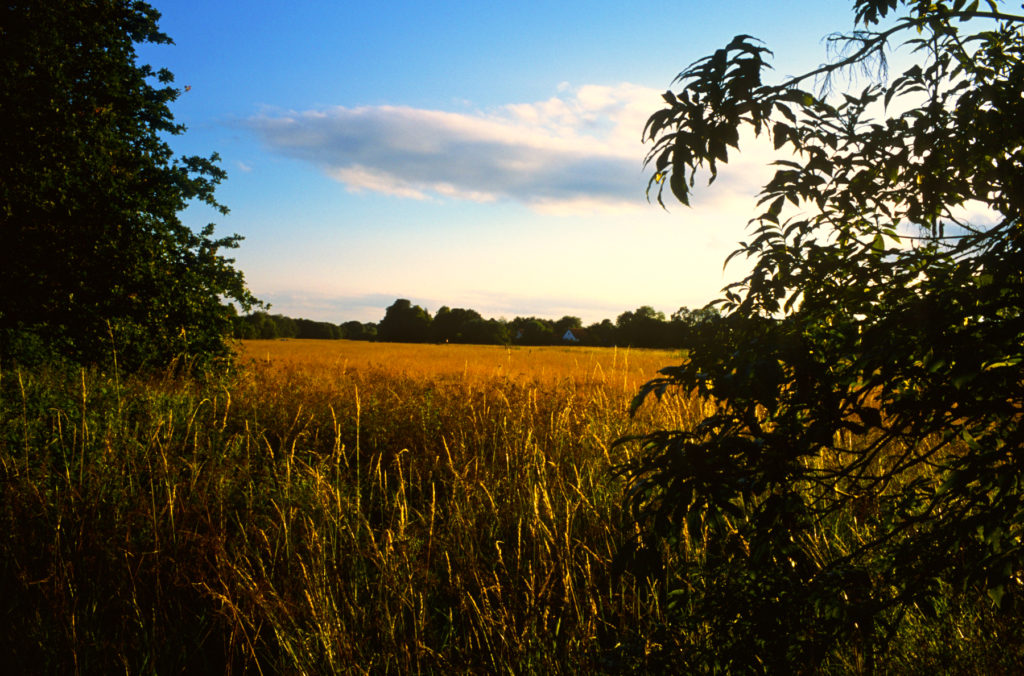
<box><xmin>236</xmin><ymin>338</ymin><xmax>676</xmax><ymax>390</ymax></box>
<box><xmin>0</xmin><ymin>340</ymin><xmax>701</xmax><ymax>673</ymax></box>
<box><xmin>1</xmin><ymin>340</ymin><xmax>1014</xmax><ymax>672</ymax></box>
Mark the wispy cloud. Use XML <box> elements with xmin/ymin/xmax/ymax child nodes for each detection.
<box><xmin>246</xmin><ymin>84</ymin><xmax>673</xmax><ymax>212</ymax></box>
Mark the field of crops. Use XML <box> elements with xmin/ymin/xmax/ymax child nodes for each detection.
<box><xmin>2</xmin><ymin>339</ymin><xmax>1017</xmax><ymax>673</ymax></box>
<box><xmin>1</xmin><ymin>340</ymin><xmax>707</xmax><ymax>673</ymax></box>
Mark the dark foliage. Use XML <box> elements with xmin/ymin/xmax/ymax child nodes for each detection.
<box><xmin>620</xmin><ymin>0</ymin><xmax>1024</xmax><ymax>670</ymax></box>
<box><xmin>378</xmin><ymin>298</ymin><xmax>433</xmax><ymax>343</ymax></box>
<box><xmin>233</xmin><ymin>300</ymin><xmax>724</xmax><ymax>348</ymax></box>
<box><xmin>431</xmin><ymin>306</ymin><xmax>484</xmax><ymax>343</ymax></box>
<box><xmin>340</xmin><ymin>320</ymin><xmax>378</xmax><ymax>341</ymax></box>
<box><xmin>232</xmin><ymin>312</ymin><xmax>345</xmax><ymax>340</ymax></box>
<box><xmin>0</xmin><ymin>0</ymin><xmax>258</xmax><ymax>371</ymax></box>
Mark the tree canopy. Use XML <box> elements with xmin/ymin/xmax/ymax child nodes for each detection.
<box><xmin>377</xmin><ymin>299</ymin><xmax>433</xmax><ymax>343</ymax></box>
<box><xmin>431</xmin><ymin>306</ymin><xmax>483</xmax><ymax>343</ymax></box>
<box><xmin>0</xmin><ymin>0</ymin><xmax>258</xmax><ymax>370</ymax></box>
<box><xmin>620</xmin><ymin>0</ymin><xmax>1024</xmax><ymax>670</ymax></box>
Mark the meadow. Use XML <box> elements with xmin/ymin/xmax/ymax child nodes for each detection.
<box><xmin>1</xmin><ymin>340</ymin><xmax>1018</xmax><ymax>673</ymax></box>
<box><xmin>0</xmin><ymin>340</ymin><xmax>705</xmax><ymax>673</ymax></box>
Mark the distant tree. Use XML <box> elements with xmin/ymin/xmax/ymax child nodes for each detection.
<box><xmin>340</xmin><ymin>321</ymin><xmax>377</xmax><ymax>341</ymax></box>
<box><xmin>232</xmin><ymin>312</ymin><xmax>279</xmax><ymax>340</ymax></box>
<box><xmin>512</xmin><ymin>318</ymin><xmax>556</xmax><ymax>345</ymax></box>
<box><xmin>431</xmin><ymin>306</ymin><xmax>454</xmax><ymax>342</ymax></box>
<box><xmin>340</xmin><ymin>320</ymin><xmax>377</xmax><ymax>340</ymax></box>
<box><xmin>294</xmin><ymin>318</ymin><xmax>341</xmax><ymax>339</ymax></box>
<box><xmin>669</xmin><ymin>305</ymin><xmax>719</xmax><ymax>326</ymax></box>
<box><xmin>616</xmin><ymin>306</ymin><xmax>668</xmax><ymax>347</ymax></box>
<box><xmin>340</xmin><ymin>321</ymin><xmax>365</xmax><ymax>340</ymax></box>
<box><xmin>257</xmin><ymin>316</ymin><xmax>277</xmax><ymax>340</ymax></box>
<box><xmin>585</xmin><ymin>319</ymin><xmax>617</xmax><ymax>346</ymax></box>
<box><xmin>0</xmin><ymin>0</ymin><xmax>258</xmax><ymax>370</ymax></box>
<box><xmin>669</xmin><ymin>305</ymin><xmax>723</xmax><ymax>348</ymax></box>
<box><xmin>621</xmin><ymin>0</ymin><xmax>1024</xmax><ymax>670</ymax></box>
<box><xmin>552</xmin><ymin>315</ymin><xmax>583</xmax><ymax>339</ymax></box>
<box><xmin>461</xmin><ymin>318</ymin><xmax>510</xmax><ymax>345</ymax></box>
<box><xmin>232</xmin><ymin>314</ymin><xmax>258</xmax><ymax>340</ymax></box>
<box><xmin>431</xmin><ymin>306</ymin><xmax>483</xmax><ymax>343</ymax></box>
<box><xmin>377</xmin><ymin>299</ymin><xmax>432</xmax><ymax>343</ymax></box>
<box><xmin>270</xmin><ymin>314</ymin><xmax>297</xmax><ymax>339</ymax></box>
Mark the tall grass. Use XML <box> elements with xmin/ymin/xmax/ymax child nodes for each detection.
<box><xmin>0</xmin><ymin>340</ymin><xmax>702</xmax><ymax>673</ymax></box>
<box><xmin>2</xmin><ymin>340</ymin><xmax>1015</xmax><ymax>673</ymax></box>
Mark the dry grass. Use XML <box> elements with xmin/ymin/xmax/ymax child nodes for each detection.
<box><xmin>2</xmin><ymin>340</ymin><xmax>1016</xmax><ymax>672</ymax></box>
<box><xmin>0</xmin><ymin>340</ymin><xmax>705</xmax><ymax>673</ymax></box>
<box><xmin>236</xmin><ymin>339</ymin><xmax>676</xmax><ymax>389</ymax></box>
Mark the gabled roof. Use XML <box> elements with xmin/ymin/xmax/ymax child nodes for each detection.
<box><xmin>562</xmin><ymin>327</ymin><xmax>589</xmax><ymax>342</ymax></box>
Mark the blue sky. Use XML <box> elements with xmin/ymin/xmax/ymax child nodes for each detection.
<box><xmin>138</xmin><ymin>0</ymin><xmax>856</xmax><ymax>324</ymax></box>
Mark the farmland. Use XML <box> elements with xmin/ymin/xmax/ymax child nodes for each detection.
<box><xmin>1</xmin><ymin>340</ymin><xmax>1018</xmax><ymax>673</ymax></box>
<box><xmin>0</xmin><ymin>340</ymin><xmax>700</xmax><ymax>673</ymax></box>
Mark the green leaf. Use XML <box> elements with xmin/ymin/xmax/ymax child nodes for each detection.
<box><xmin>983</xmin><ymin>356</ymin><xmax>1023</xmax><ymax>370</ymax></box>
<box><xmin>988</xmin><ymin>584</ymin><xmax>1005</xmax><ymax>608</ymax></box>
<box><xmin>670</xmin><ymin>170</ymin><xmax>690</xmax><ymax>206</ymax></box>
<box><xmin>773</xmin><ymin>122</ymin><xmax>790</xmax><ymax>149</ymax></box>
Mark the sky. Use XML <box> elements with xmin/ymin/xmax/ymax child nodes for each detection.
<box><xmin>137</xmin><ymin>0</ymin><xmax>859</xmax><ymax>325</ymax></box>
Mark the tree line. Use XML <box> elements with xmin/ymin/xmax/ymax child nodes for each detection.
<box><xmin>232</xmin><ymin>298</ymin><xmax>723</xmax><ymax>349</ymax></box>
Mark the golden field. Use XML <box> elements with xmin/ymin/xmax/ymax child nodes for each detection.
<box><xmin>3</xmin><ymin>339</ymin><xmax>1016</xmax><ymax>672</ymax></box>
<box><xmin>236</xmin><ymin>338</ymin><xmax>679</xmax><ymax>389</ymax></box>
<box><xmin>1</xmin><ymin>339</ymin><xmax>702</xmax><ymax>673</ymax></box>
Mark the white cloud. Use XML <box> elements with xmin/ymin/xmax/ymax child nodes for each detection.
<box><xmin>326</xmin><ymin>165</ymin><xmax>429</xmax><ymax>200</ymax></box>
<box><xmin>247</xmin><ymin>84</ymin><xmax>680</xmax><ymax>213</ymax></box>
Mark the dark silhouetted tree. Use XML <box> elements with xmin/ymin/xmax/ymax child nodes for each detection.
<box><xmin>619</xmin><ymin>0</ymin><xmax>1024</xmax><ymax>670</ymax></box>
<box><xmin>340</xmin><ymin>321</ymin><xmax>377</xmax><ymax>341</ymax></box>
<box><xmin>377</xmin><ymin>299</ymin><xmax>432</xmax><ymax>343</ymax></box>
<box><xmin>294</xmin><ymin>318</ymin><xmax>341</xmax><ymax>339</ymax></box>
<box><xmin>0</xmin><ymin>0</ymin><xmax>259</xmax><ymax>370</ymax></box>
<box><xmin>616</xmin><ymin>306</ymin><xmax>668</xmax><ymax>347</ymax></box>
<box><xmin>669</xmin><ymin>305</ymin><xmax>723</xmax><ymax>349</ymax></box>
<box><xmin>431</xmin><ymin>306</ymin><xmax>483</xmax><ymax>343</ymax></box>
<box><xmin>585</xmin><ymin>319</ymin><xmax>617</xmax><ymax>346</ymax></box>
<box><xmin>461</xmin><ymin>318</ymin><xmax>510</xmax><ymax>345</ymax></box>
<box><xmin>513</xmin><ymin>318</ymin><xmax>556</xmax><ymax>345</ymax></box>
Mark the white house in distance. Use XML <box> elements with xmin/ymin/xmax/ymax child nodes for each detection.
<box><xmin>562</xmin><ymin>328</ymin><xmax>589</xmax><ymax>343</ymax></box>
